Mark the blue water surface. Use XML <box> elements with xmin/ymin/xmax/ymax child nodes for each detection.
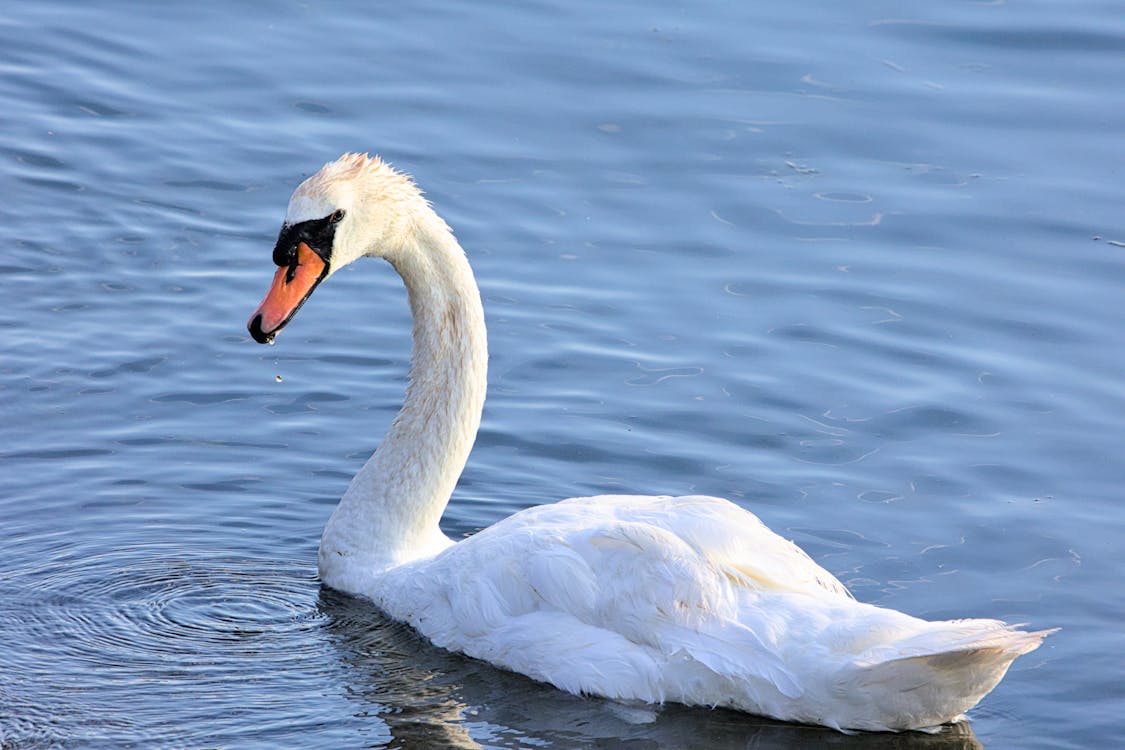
<box><xmin>2</xmin><ymin>1</ymin><xmax>1122</xmax><ymax>748</ymax></box>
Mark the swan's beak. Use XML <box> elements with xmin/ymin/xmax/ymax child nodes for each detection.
<box><xmin>247</xmin><ymin>241</ymin><xmax>329</xmax><ymax>344</ymax></box>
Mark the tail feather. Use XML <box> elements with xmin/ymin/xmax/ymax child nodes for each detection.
<box><xmin>857</xmin><ymin>619</ymin><xmax>1052</xmax><ymax>664</ymax></box>
<box><xmin>839</xmin><ymin>624</ymin><xmax>1056</xmax><ymax>731</ymax></box>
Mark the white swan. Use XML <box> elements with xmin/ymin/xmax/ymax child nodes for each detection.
<box><xmin>247</xmin><ymin>153</ymin><xmax>1052</xmax><ymax>732</ymax></box>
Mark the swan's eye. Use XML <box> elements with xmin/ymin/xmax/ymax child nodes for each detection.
<box><xmin>330</xmin><ymin>209</ymin><xmax>345</xmax><ymax>223</ymax></box>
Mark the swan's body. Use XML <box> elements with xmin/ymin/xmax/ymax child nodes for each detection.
<box><xmin>248</xmin><ymin>154</ymin><xmax>1051</xmax><ymax>732</ymax></box>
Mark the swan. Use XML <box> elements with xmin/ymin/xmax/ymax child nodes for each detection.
<box><xmin>246</xmin><ymin>153</ymin><xmax>1052</xmax><ymax>732</ymax></box>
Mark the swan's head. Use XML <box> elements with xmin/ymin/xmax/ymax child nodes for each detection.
<box><xmin>247</xmin><ymin>153</ymin><xmax>427</xmax><ymax>344</ymax></box>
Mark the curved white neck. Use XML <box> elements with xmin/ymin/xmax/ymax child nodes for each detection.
<box><xmin>319</xmin><ymin>214</ymin><xmax>487</xmax><ymax>586</ymax></box>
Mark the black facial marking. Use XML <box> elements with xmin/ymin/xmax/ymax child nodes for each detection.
<box><xmin>272</xmin><ymin>212</ymin><xmax>343</xmax><ymax>268</ymax></box>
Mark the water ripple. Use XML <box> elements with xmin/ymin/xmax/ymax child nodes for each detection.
<box><xmin>0</xmin><ymin>552</ymin><xmax>335</xmax><ymax>748</ymax></box>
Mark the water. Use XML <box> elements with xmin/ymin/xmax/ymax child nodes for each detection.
<box><xmin>1</xmin><ymin>1</ymin><xmax>1122</xmax><ymax>747</ymax></box>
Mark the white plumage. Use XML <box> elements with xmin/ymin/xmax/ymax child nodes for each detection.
<box><xmin>248</xmin><ymin>153</ymin><xmax>1052</xmax><ymax>732</ymax></box>
<box><xmin>370</xmin><ymin>494</ymin><xmax>1045</xmax><ymax>731</ymax></box>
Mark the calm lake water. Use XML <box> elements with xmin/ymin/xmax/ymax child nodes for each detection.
<box><xmin>2</xmin><ymin>1</ymin><xmax>1122</xmax><ymax>748</ymax></box>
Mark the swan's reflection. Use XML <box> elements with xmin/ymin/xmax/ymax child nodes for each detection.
<box><xmin>318</xmin><ymin>588</ymin><xmax>983</xmax><ymax>750</ymax></box>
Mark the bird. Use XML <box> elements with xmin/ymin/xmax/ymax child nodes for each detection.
<box><xmin>246</xmin><ymin>153</ymin><xmax>1052</xmax><ymax>732</ymax></box>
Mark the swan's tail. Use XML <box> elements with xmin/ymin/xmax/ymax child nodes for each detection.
<box><xmin>837</xmin><ymin>621</ymin><xmax>1056</xmax><ymax>731</ymax></box>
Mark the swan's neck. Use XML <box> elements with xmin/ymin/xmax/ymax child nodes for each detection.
<box><xmin>319</xmin><ymin>213</ymin><xmax>487</xmax><ymax>587</ymax></box>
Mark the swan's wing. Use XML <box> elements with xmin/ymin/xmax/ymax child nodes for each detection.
<box><xmin>376</xmin><ymin>495</ymin><xmax>1051</xmax><ymax>728</ymax></box>
<box><xmin>381</xmin><ymin>494</ymin><xmax>847</xmax><ymax>702</ymax></box>
<box><xmin>566</xmin><ymin>494</ymin><xmax>854</xmax><ymax>600</ymax></box>
<box><xmin>547</xmin><ymin>515</ymin><xmax>806</xmax><ymax>699</ymax></box>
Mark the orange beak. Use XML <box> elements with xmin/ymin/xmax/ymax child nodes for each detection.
<box><xmin>247</xmin><ymin>241</ymin><xmax>328</xmax><ymax>343</ymax></box>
